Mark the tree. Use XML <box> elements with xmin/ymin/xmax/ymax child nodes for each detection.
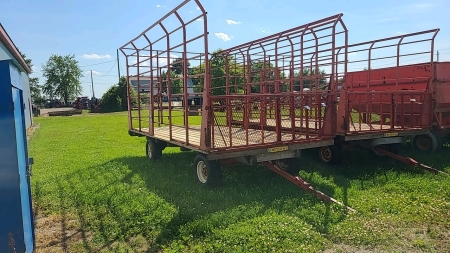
<box><xmin>190</xmin><ymin>49</ymin><xmax>243</xmax><ymax>96</ymax></box>
<box><xmin>29</xmin><ymin>77</ymin><xmax>45</xmax><ymax>105</ymax></box>
<box><xmin>249</xmin><ymin>61</ymin><xmax>288</xmax><ymax>93</ymax></box>
<box><xmin>19</xmin><ymin>51</ymin><xmax>33</xmax><ymax>70</ymax></box>
<box><xmin>293</xmin><ymin>68</ymin><xmax>327</xmax><ymax>91</ymax></box>
<box><xmin>42</xmin><ymin>54</ymin><xmax>83</xmax><ymax>104</ymax></box>
<box><xmin>19</xmin><ymin>51</ymin><xmax>45</xmax><ymax>105</ymax></box>
<box><xmin>101</xmin><ymin>76</ymin><xmax>137</xmax><ymax>112</ymax></box>
<box><xmin>170</xmin><ymin>57</ymin><xmax>191</xmax><ymax>75</ymax></box>
<box><xmin>161</xmin><ymin>70</ymin><xmax>183</xmax><ymax>95</ymax></box>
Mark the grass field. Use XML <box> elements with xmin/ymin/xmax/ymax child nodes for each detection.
<box><xmin>29</xmin><ymin>112</ymin><xmax>450</xmax><ymax>253</ymax></box>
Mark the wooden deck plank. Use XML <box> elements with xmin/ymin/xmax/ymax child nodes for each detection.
<box><xmin>247</xmin><ymin>117</ymin><xmax>410</xmax><ymax>132</ymax></box>
<box><xmin>137</xmin><ymin>125</ymin><xmax>319</xmax><ymax>149</ymax></box>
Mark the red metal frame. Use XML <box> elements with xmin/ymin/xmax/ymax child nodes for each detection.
<box><xmin>336</xmin><ymin>29</ymin><xmax>439</xmax><ymax>136</ymax></box>
<box><xmin>208</xmin><ymin>14</ymin><xmax>347</xmax><ymax>152</ymax></box>
<box><xmin>119</xmin><ymin>0</ymin><xmax>210</xmax><ymax>148</ymax></box>
<box><xmin>119</xmin><ymin>0</ymin><xmax>348</xmax><ymax>154</ymax></box>
<box><xmin>118</xmin><ymin>0</ymin><xmax>446</xmax><ymax>207</ymax></box>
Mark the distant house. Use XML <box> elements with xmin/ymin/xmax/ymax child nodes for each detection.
<box><xmin>129</xmin><ymin>75</ymin><xmax>196</xmax><ymax>97</ymax></box>
<box><xmin>129</xmin><ymin>76</ymin><xmax>159</xmax><ymax>95</ymax></box>
<box><xmin>0</xmin><ymin>23</ymin><xmax>33</xmax><ymax>129</ymax></box>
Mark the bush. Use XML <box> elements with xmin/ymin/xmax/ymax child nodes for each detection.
<box><xmin>101</xmin><ymin>76</ymin><xmax>137</xmax><ymax>112</ymax></box>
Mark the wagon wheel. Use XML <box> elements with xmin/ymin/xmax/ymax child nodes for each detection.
<box><xmin>318</xmin><ymin>145</ymin><xmax>343</xmax><ymax>165</ymax></box>
<box><xmin>146</xmin><ymin>138</ymin><xmax>162</xmax><ymax>160</ymax></box>
<box><xmin>194</xmin><ymin>154</ymin><xmax>223</xmax><ymax>187</ymax></box>
<box><xmin>273</xmin><ymin>159</ymin><xmax>301</xmax><ymax>176</ymax></box>
<box><xmin>412</xmin><ymin>131</ymin><xmax>442</xmax><ymax>153</ymax></box>
<box><xmin>413</xmin><ymin>135</ymin><xmax>432</xmax><ymax>151</ymax></box>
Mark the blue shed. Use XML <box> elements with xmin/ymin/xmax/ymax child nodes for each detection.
<box><xmin>0</xmin><ymin>24</ymin><xmax>35</xmax><ymax>253</ymax></box>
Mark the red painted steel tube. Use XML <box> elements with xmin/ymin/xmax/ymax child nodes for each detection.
<box><xmin>197</xmin><ymin>0</ymin><xmax>211</xmax><ymax>150</ymax></box>
<box><xmin>122</xmin><ymin>52</ymin><xmax>133</xmax><ymax>130</ymax></box>
<box><xmin>159</xmin><ymin>22</ymin><xmax>173</xmax><ymax>141</ymax></box>
<box><xmin>371</xmin><ymin>146</ymin><xmax>448</xmax><ymax>175</ymax></box>
<box><xmin>142</xmin><ymin>34</ymin><xmax>155</xmax><ymax>136</ymax></box>
<box><xmin>261</xmin><ymin>162</ymin><xmax>356</xmax><ymax>212</ymax></box>
<box><xmin>174</xmin><ymin>11</ymin><xmax>190</xmax><ymax>145</ymax></box>
<box><xmin>219</xmin><ymin>14</ymin><xmax>343</xmax><ymax>55</ymax></box>
<box><xmin>131</xmin><ymin>42</ymin><xmax>143</xmax><ymax>132</ymax></box>
<box><xmin>157</xmin><ymin>54</ymin><xmax>163</xmax><ymax>127</ymax></box>
<box><xmin>119</xmin><ymin>0</ymin><xmax>191</xmax><ymax>49</ymax></box>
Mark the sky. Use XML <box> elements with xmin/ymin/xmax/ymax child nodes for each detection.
<box><xmin>1</xmin><ymin>0</ymin><xmax>449</xmax><ymax>98</ymax></box>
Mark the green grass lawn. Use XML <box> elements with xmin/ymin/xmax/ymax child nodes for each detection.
<box><xmin>30</xmin><ymin>112</ymin><xmax>450</xmax><ymax>253</ymax></box>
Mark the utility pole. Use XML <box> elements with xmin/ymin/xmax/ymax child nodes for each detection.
<box><xmin>90</xmin><ymin>70</ymin><xmax>95</xmax><ymax>98</ymax></box>
<box><xmin>117</xmin><ymin>49</ymin><xmax>121</xmax><ymax>82</ymax></box>
<box><xmin>437</xmin><ymin>50</ymin><xmax>439</xmax><ymax>62</ymax></box>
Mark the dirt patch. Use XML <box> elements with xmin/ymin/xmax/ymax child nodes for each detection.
<box><xmin>26</xmin><ymin>123</ymin><xmax>40</xmax><ymax>141</ymax></box>
<box><xmin>33</xmin><ymin>208</ymin><xmax>93</xmax><ymax>253</ymax></box>
<box><xmin>323</xmin><ymin>224</ymin><xmax>450</xmax><ymax>253</ymax></box>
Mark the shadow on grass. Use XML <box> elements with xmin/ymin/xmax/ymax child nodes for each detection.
<box><xmin>45</xmin><ymin>144</ymin><xmax>450</xmax><ymax>252</ymax></box>
<box><xmin>116</xmin><ymin>153</ymin><xmax>334</xmax><ymax>249</ymax></box>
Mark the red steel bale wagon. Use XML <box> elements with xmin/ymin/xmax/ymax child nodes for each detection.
<box><xmin>316</xmin><ymin>29</ymin><xmax>445</xmax><ymax>172</ymax></box>
<box><xmin>119</xmin><ymin>0</ymin><xmax>352</xmax><ymax>206</ymax></box>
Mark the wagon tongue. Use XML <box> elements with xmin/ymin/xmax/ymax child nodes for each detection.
<box><xmin>371</xmin><ymin>146</ymin><xmax>449</xmax><ymax>176</ymax></box>
<box><xmin>261</xmin><ymin>162</ymin><xmax>356</xmax><ymax>212</ymax></box>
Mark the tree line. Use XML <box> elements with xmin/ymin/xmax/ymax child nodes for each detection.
<box><xmin>23</xmin><ymin>49</ymin><xmax>327</xmax><ymax>112</ymax></box>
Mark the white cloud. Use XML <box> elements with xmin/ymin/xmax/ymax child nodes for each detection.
<box><xmin>85</xmin><ymin>70</ymin><xmax>102</xmax><ymax>76</ymax></box>
<box><xmin>196</xmin><ymin>7</ymin><xmax>200</xmax><ymax>10</ymax></box>
<box><xmin>261</xmin><ymin>29</ymin><xmax>269</xmax><ymax>34</ymax></box>
<box><xmin>156</xmin><ymin>4</ymin><xmax>166</xmax><ymax>8</ymax></box>
<box><xmin>82</xmin><ymin>54</ymin><xmax>111</xmax><ymax>60</ymax></box>
<box><xmin>215</xmin><ymin>32</ymin><xmax>232</xmax><ymax>41</ymax></box>
<box><xmin>196</xmin><ymin>18</ymin><xmax>203</xmax><ymax>21</ymax></box>
<box><xmin>226</xmin><ymin>19</ymin><xmax>241</xmax><ymax>25</ymax></box>
<box><xmin>396</xmin><ymin>31</ymin><xmax>406</xmax><ymax>35</ymax></box>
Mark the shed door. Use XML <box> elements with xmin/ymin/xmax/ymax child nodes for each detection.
<box><xmin>12</xmin><ymin>87</ymin><xmax>34</xmax><ymax>253</ymax></box>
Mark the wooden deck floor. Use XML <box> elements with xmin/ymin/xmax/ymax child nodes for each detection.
<box><xmin>138</xmin><ymin>125</ymin><xmax>317</xmax><ymax>148</ymax></box>
<box><xmin>247</xmin><ymin>117</ymin><xmax>401</xmax><ymax>131</ymax></box>
<box><xmin>135</xmin><ymin>120</ymin><xmax>418</xmax><ymax>149</ymax></box>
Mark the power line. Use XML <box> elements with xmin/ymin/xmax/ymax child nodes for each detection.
<box><xmin>82</xmin><ymin>81</ymin><xmax>116</xmax><ymax>85</ymax></box>
<box><xmin>103</xmin><ymin>62</ymin><xmax>117</xmax><ymax>76</ymax></box>
<box><xmin>79</xmin><ymin>59</ymin><xmax>116</xmax><ymax>68</ymax></box>
<box><xmin>79</xmin><ymin>76</ymin><xmax>90</xmax><ymax>84</ymax></box>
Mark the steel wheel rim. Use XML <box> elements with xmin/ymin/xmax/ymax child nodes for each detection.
<box><xmin>320</xmin><ymin>147</ymin><xmax>332</xmax><ymax>162</ymax></box>
<box><xmin>275</xmin><ymin>160</ymin><xmax>289</xmax><ymax>171</ymax></box>
<box><xmin>197</xmin><ymin>161</ymin><xmax>208</xmax><ymax>183</ymax></box>
<box><xmin>416</xmin><ymin>135</ymin><xmax>432</xmax><ymax>151</ymax></box>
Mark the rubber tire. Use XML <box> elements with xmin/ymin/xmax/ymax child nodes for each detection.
<box><xmin>146</xmin><ymin>139</ymin><xmax>162</xmax><ymax>160</ymax></box>
<box><xmin>273</xmin><ymin>158</ymin><xmax>301</xmax><ymax>176</ymax></box>
<box><xmin>412</xmin><ymin>131</ymin><xmax>442</xmax><ymax>153</ymax></box>
<box><xmin>318</xmin><ymin>145</ymin><xmax>343</xmax><ymax>165</ymax></box>
<box><xmin>194</xmin><ymin>154</ymin><xmax>223</xmax><ymax>187</ymax></box>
